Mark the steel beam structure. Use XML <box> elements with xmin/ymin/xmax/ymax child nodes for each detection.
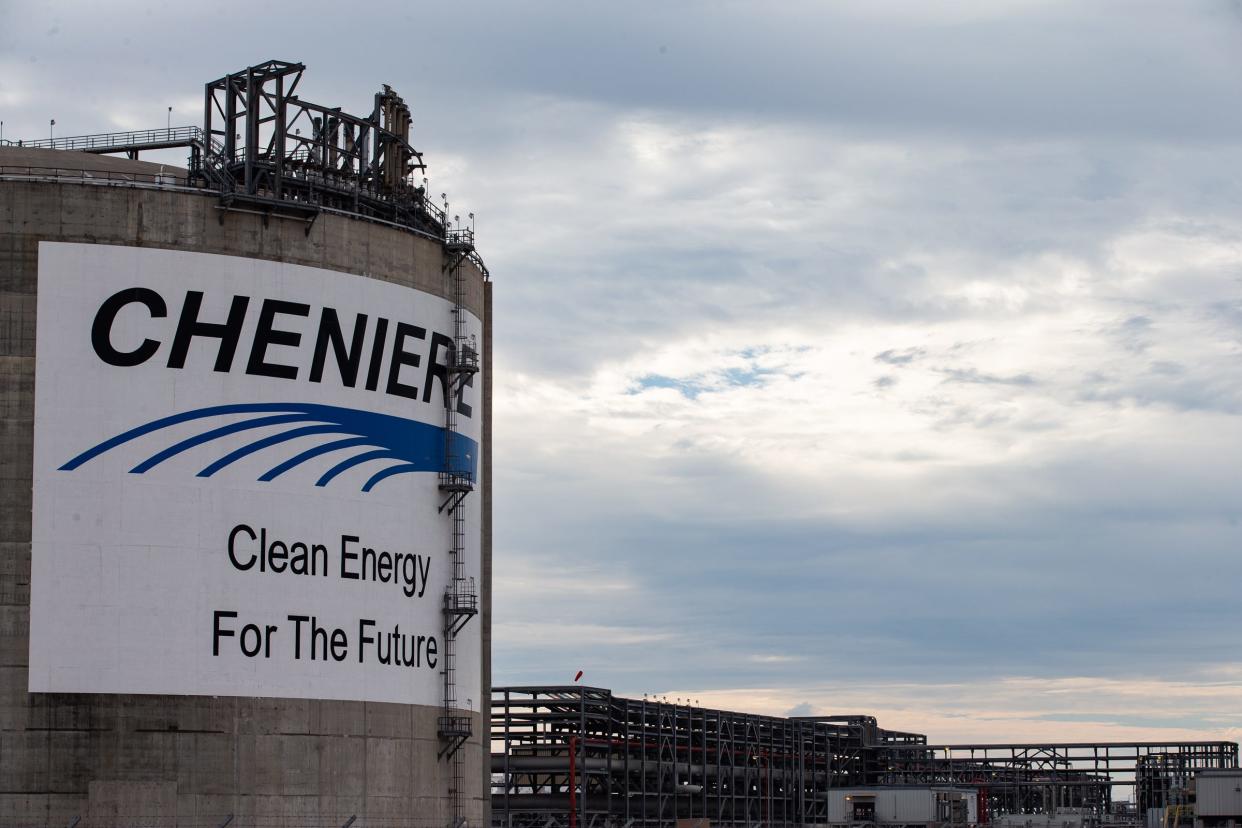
<box><xmin>491</xmin><ymin>687</ymin><xmax>1239</xmax><ymax>828</ymax></box>
<box><xmin>199</xmin><ymin>59</ymin><xmax>443</xmax><ymax>233</ymax></box>
<box><xmin>9</xmin><ymin>60</ymin><xmax>450</xmax><ymax>238</ymax></box>
<box><xmin>884</xmin><ymin>742</ymin><xmax>1239</xmax><ymax>817</ymax></box>
<box><xmin>492</xmin><ymin>687</ymin><xmax>923</xmax><ymax>828</ymax></box>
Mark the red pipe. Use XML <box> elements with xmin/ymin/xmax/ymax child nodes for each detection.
<box><xmin>568</xmin><ymin>734</ymin><xmax>577</xmax><ymax>828</ymax></box>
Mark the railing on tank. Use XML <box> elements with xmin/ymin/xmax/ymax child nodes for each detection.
<box><xmin>0</xmin><ymin>161</ymin><xmax>462</xmax><ymax>247</ymax></box>
<box><xmin>445</xmin><ymin>227</ymin><xmax>475</xmax><ymax>249</ymax></box>
<box><xmin>0</xmin><ymin>164</ymin><xmax>188</xmax><ymax>187</ymax></box>
<box><xmin>0</xmin><ymin>107</ymin><xmax>453</xmax><ymax>243</ymax></box>
<box><xmin>5</xmin><ymin>126</ymin><xmax>215</xmax><ymax>153</ymax></box>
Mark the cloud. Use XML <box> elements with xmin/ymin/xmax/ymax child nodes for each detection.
<box><xmin>876</xmin><ymin>348</ymin><xmax>927</xmax><ymax>366</ymax></box>
<box><xmin>938</xmin><ymin>367</ymin><xmax>1038</xmax><ymax>387</ymax></box>
<box><xmin>5</xmin><ymin>0</ymin><xmax>1242</xmax><ymax>743</ymax></box>
<box><xmin>658</xmin><ymin>671</ymin><xmax>1242</xmax><ymax>744</ymax></box>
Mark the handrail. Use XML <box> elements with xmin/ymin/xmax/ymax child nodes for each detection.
<box><xmin>2</xmin><ymin>129</ymin><xmax>443</xmax><ymax>221</ymax></box>
<box><xmin>5</xmin><ymin>126</ymin><xmax>203</xmax><ymax>152</ymax></box>
<box><xmin>0</xmin><ymin>147</ymin><xmax>460</xmax><ymax>248</ymax></box>
<box><xmin>0</xmin><ymin>164</ymin><xmax>457</xmax><ymax>245</ymax></box>
<box><xmin>0</xmin><ymin>165</ymin><xmax>187</xmax><ymax>186</ymax></box>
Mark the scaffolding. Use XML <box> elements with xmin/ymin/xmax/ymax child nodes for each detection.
<box><xmin>491</xmin><ymin>686</ymin><xmax>1239</xmax><ymax>828</ymax></box>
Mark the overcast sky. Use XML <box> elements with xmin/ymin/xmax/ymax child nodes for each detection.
<box><xmin>3</xmin><ymin>0</ymin><xmax>1241</xmax><ymax>747</ymax></box>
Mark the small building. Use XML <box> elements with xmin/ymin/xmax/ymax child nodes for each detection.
<box><xmin>1196</xmin><ymin>770</ymin><xmax>1242</xmax><ymax>828</ymax></box>
<box><xmin>994</xmin><ymin>808</ymin><xmax>1094</xmax><ymax>828</ymax></box>
<box><xmin>826</xmin><ymin>786</ymin><xmax>979</xmax><ymax>827</ymax></box>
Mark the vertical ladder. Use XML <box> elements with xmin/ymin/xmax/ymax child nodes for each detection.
<box><xmin>437</xmin><ymin>222</ymin><xmax>480</xmax><ymax>828</ymax></box>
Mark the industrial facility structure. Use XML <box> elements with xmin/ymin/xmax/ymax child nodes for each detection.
<box><xmin>1</xmin><ymin>61</ymin><xmax>490</xmax><ymax>826</ymax></box>
<box><xmin>491</xmin><ymin>686</ymin><xmax>1239</xmax><ymax>828</ymax></box>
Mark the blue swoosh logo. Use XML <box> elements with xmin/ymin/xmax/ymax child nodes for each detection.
<box><xmin>59</xmin><ymin>403</ymin><xmax>476</xmax><ymax>493</ymax></box>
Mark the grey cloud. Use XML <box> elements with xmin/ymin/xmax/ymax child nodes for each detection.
<box><xmin>1149</xmin><ymin>361</ymin><xmax>1185</xmax><ymax>376</ymax></box>
<box><xmin>7</xmin><ymin>1</ymin><xmax>1242</xmax><ymax>144</ymax></box>
<box><xmin>933</xmin><ymin>405</ymin><xmax>1016</xmax><ymax>431</ymax></box>
<box><xmin>494</xmin><ymin>485</ymin><xmax>1242</xmax><ymax>688</ymax></box>
<box><xmin>1077</xmin><ymin>378</ymin><xmax>1242</xmax><ymax>415</ymax></box>
<box><xmin>939</xmin><ymin>367</ymin><xmax>1038</xmax><ymax>386</ymax></box>
<box><xmin>6</xmin><ymin>0</ymin><xmax>1242</xmax><ymax>733</ymax></box>
<box><xmin>1117</xmin><ymin>315</ymin><xmax>1155</xmax><ymax>353</ymax></box>
<box><xmin>876</xmin><ymin>347</ymin><xmax>926</xmax><ymax>366</ymax></box>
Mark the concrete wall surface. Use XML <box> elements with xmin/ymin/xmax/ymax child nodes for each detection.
<box><xmin>0</xmin><ymin>150</ymin><xmax>490</xmax><ymax>828</ymax></box>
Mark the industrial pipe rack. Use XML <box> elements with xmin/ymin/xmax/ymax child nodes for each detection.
<box><xmin>491</xmin><ymin>686</ymin><xmax>1239</xmax><ymax>828</ymax></box>
<box><xmin>491</xmin><ymin>686</ymin><xmax>925</xmax><ymax>828</ymax></box>
<box><xmin>884</xmin><ymin>741</ymin><xmax>1241</xmax><ymax>817</ymax></box>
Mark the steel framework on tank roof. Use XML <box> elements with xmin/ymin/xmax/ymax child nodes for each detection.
<box><xmin>7</xmin><ymin>59</ymin><xmax>458</xmax><ymax>242</ymax></box>
<box><xmin>197</xmin><ymin>59</ymin><xmax>444</xmax><ymax>233</ymax></box>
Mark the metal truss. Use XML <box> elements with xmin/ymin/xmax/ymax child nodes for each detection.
<box><xmin>197</xmin><ymin>59</ymin><xmax>442</xmax><ymax>233</ymax></box>
<box><xmin>9</xmin><ymin>60</ymin><xmax>451</xmax><ymax>238</ymax></box>
<box><xmin>883</xmin><ymin>741</ymin><xmax>1239</xmax><ymax>818</ymax></box>
<box><xmin>6</xmin><ymin>126</ymin><xmax>208</xmax><ymax>159</ymax></box>
<box><xmin>492</xmin><ymin>687</ymin><xmax>924</xmax><ymax>828</ymax></box>
<box><xmin>492</xmin><ymin>687</ymin><xmax>1239</xmax><ymax>828</ymax></box>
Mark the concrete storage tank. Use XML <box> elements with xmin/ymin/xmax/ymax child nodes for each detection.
<box><xmin>0</xmin><ymin>60</ymin><xmax>491</xmax><ymax>828</ymax></box>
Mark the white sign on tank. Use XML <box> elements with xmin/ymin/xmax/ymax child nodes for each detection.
<box><xmin>29</xmin><ymin>242</ymin><xmax>482</xmax><ymax>705</ymax></box>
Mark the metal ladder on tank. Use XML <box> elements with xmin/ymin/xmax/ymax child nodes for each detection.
<box><xmin>437</xmin><ymin>219</ymin><xmax>480</xmax><ymax>828</ymax></box>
